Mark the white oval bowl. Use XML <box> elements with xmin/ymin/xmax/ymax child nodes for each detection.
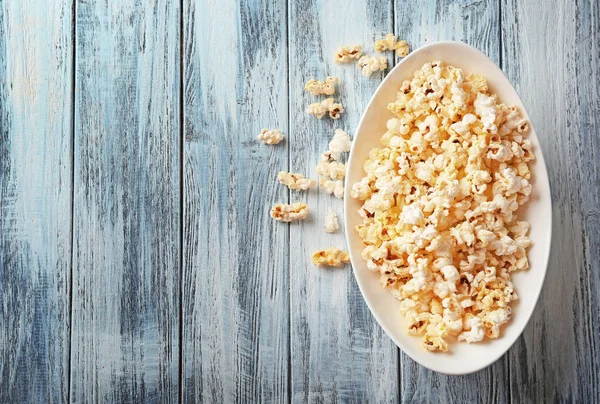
<box><xmin>344</xmin><ymin>41</ymin><xmax>552</xmax><ymax>375</ymax></box>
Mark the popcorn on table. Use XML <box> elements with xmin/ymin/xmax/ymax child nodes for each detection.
<box><xmin>351</xmin><ymin>60</ymin><xmax>535</xmax><ymax>352</ymax></box>
<box><xmin>324</xmin><ymin>208</ymin><xmax>340</xmax><ymax>233</ymax></box>
<box><xmin>312</xmin><ymin>247</ymin><xmax>350</xmax><ymax>267</ymax></box>
<box><xmin>270</xmin><ymin>203</ymin><xmax>308</xmax><ymax>222</ymax></box>
<box><xmin>305</xmin><ymin>76</ymin><xmax>339</xmax><ymax>96</ymax></box>
<box><xmin>326</xmin><ymin>129</ymin><xmax>353</xmax><ymax>161</ymax></box>
<box><xmin>358</xmin><ymin>55</ymin><xmax>388</xmax><ymax>77</ymax></box>
<box><xmin>320</xmin><ymin>178</ymin><xmax>344</xmax><ymax>199</ymax></box>
<box><xmin>277</xmin><ymin>171</ymin><xmax>316</xmax><ymax>191</ymax></box>
<box><xmin>316</xmin><ymin>160</ymin><xmax>346</xmax><ymax>180</ymax></box>
<box><xmin>307</xmin><ymin>98</ymin><xmax>344</xmax><ymax>119</ymax></box>
<box><xmin>257</xmin><ymin>128</ymin><xmax>284</xmax><ymax>145</ymax></box>
<box><xmin>334</xmin><ymin>45</ymin><xmax>363</xmax><ymax>63</ymax></box>
<box><xmin>375</xmin><ymin>33</ymin><xmax>409</xmax><ymax>57</ymax></box>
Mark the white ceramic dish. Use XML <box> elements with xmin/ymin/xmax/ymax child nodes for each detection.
<box><xmin>344</xmin><ymin>41</ymin><xmax>552</xmax><ymax>375</ymax></box>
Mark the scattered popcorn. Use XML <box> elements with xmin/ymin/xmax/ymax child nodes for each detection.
<box><xmin>358</xmin><ymin>55</ymin><xmax>388</xmax><ymax>77</ymax></box>
<box><xmin>307</xmin><ymin>98</ymin><xmax>344</xmax><ymax>119</ymax></box>
<box><xmin>335</xmin><ymin>45</ymin><xmax>363</xmax><ymax>63</ymax></box>
<box><xmin>304</xmin><ymin>76</ymin><xmax>339</xmax><ymax>96</ymax></box>
<box><xmin>270</xmin><ymin>203</ymin><xmax>308</xmax><ymax>222</ymax></box>
<box><xmin>312</xmin><ymin>247</ymin><xmax>350</xmax><ymax>267</ymax></box>
<box><xmin>306</xmin><ymin>102</ymin><xmax>328</xmax><ymax>119</ymax></box>
<box><xmin>277</xmin><ymin>171</ymin><xmax>316</xmax><ymax>191</ymax></box>
<box><xmin>352</xmin><ymin>61</ymin><xmax>535</xmax><ymax>352</ymax></box>
<box><xmin>326</xmin><ymin>129</ymin><xmax>352</xmax><ymax>160</ymax></box>
<box><xmin>324</xmin><ymin>208</ymin><xmax>340</xmax><ymax>233</ymax></box>
<box><xmin>316</xmin><ymin>160</ymin><xmax>346</xmax><ymax>180</ymax></box>
<box><xmin>257</xmin><ymin>128</ymin><xmax>284</xmax><ymax>145</ymax></box>
<box><xmin>320</xmin><ymin>178</ymin><xmax>344</xmax><ymax>199</ymax></box>
<box><xmin>374</xmin><ymin>33</ymin><xmax>409</xmax><ymax>57</ymax></box>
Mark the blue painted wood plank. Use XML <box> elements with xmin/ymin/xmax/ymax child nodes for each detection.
<box><xmin>0</xmin><ymin>1</ymin><xmax>73</xmax><ymax>402</ymax></box>
<box><xmin>181</xmin><ymin>0</ymin><xmax>290</xmax><ymax>402</ymax></box>
<box><xmin>70</xmin><ymin>0</ymin><xmax>180</xmax><ymax>402</ymax></box>
<box><xmin>287</xmin><ymin>1</ymin><xmax>399</xmax><ymax>402</ymax></box>
<box><xmin>502</xmin><ymin>0</ymin><xmax>600</xmax><ymax>401</ymax></box>
<box><xmin>394</xmin><ymin>1</ymin><xmax>510</xmax><ymax>402</ymax></box>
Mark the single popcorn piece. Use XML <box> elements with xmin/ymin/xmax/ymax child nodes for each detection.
<box><xmin>322</xmin><ymin>98</ymin><xmax>344</xmax><ymax>119</ymax></box>
<box><xmin>374</xmin><ymin>33</ymin><xmax>409</xmax><ymax>57</ymax></box>
<box><xmin>395</xmin><ymin>41</ymin><xmax>409</xmax><ymax>57</ymax></box>
<box><xmin>320</xmin><ymin>178</ymin><xmax>344</xmax><ymax>199</ymax></box>
<box><xmin>458</xmin><ymin>316</ymin><xmax>485</xmax><ymax>344</ymax></box>
<box><xmin>351</xmin><ymin>177</ymin><xmax>372</xmax><ymax>200</ymax></box>
<box><xmin>277</xmin><ymin>171</ymin><xmax>316</xmax><ymax>191</ymax></box>
<box><xmin>316</xmin><ymin>160</ymin><xmax>346</xmax><ymax>180</ymax></box>
<box><xmin>270</xmin><ymin>203</ymin><xmax>308</xmax><ymax>222</ymax></box>
<box><xmin>352</xmin><ymin>60</ymin><xmax>535</xmax><ymax>353</ymax></box>
<box><xmin>312</xmin><ymin>247</ymin><xmax>350</xmax><ymax>267</ymax></box>
<box><xmin>335</xmin><ymin>45</ymin><xmax>363</xmax><ymax>63</ymax></box>
<box><xmin>304</xmin><ymin>76</ymin><xmax>339</xmax><ymax>95</ymax></box>
<box><xmin>357</xmin><ymin>55</ymin><xmax>388</xmax><ymax>77</ymax></box>
<box><xmin>324</xmin><ymin>208</ymin><xmax>340</xmax><ymax>233</ymax></box>
<box><xmin>306</xmin><ymin>102</ymin><xmax>328</xmax><ymax>119</ymax></box>
<box><xmin>257</xmin><ymin>128</ymin><xmax>284</xmax><ymax>145</ymax></box>
<box><xmin>422</xmin><ymin>334</ymin><xmax>449</xmax><ymax>352</ymax></box>
<box><xmin>327</xmin><ymin>129</ymin><xmax>353</xmax><ymax>160</ymax></box>
<box><xmin>307</xmin><ymin>98</ymin><xmax>345</xmax><ymax>119</ymax></box>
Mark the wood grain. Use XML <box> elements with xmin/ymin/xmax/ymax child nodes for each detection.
<box><xmin>0</xmin><ymin>0</ymin><xmax>599</xmax><ymax>401</ymax></box>
<box><xmin>70</xmin><ymin>1</ymin><xmax>180</xmax><ymax>402</ymax></box>
<box><xmin>502</xmin><ymin>0</ymin><xmax>600</xmax><ymax>402</ymax></box>
<box><xmin>288</xmin><ymin>1</ymin><xmax>399</xmax><ymax>402</ymax></box>
<box><xmin>0</xmin><ymin>1</ymin><xmax>73</xmax><ymax>402</ymax></box>
<box><xmin>395</xmin><ymin>1</ymin><xmax>509</xmax><ymax>402</ymax></box>
<box><xmin>181</xmin><ymin>0</ymin><xmax>290</xmax><ymax>402</ymax></box>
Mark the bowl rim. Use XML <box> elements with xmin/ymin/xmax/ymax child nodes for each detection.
<box><xmin>343</xmin><ymin>40</ymin><xmax>553</xmax><ymax>375</ymax></box>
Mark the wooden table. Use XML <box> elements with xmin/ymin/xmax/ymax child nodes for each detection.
<box><xmin>1</xmin><ymin>0</ymin><xmax>598</xmax><ymax>402</ymax></box>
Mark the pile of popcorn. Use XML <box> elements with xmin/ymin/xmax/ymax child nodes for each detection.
<box><xmin>351</xmin><ymin>61</ymin><xmax>534</xmax><ymax>351</ymax></box>
<box><xmin>258</xmin><ymin>34</ymin><xmax>410</xmax><ymax>268</ymax></box>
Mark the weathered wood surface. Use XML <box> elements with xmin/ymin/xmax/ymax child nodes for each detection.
<box><xmin>0</xmin><ymin>1</ymin><xmax>73</xmax><ymax>402</ymax></box>
<box><xmin>70</xmin><ymin>0</ymin><xmax>180</xmax><ymax>402</ymax></box>
<box><xmin>0</xmin><ymin>0</ymin><xmax>599</xmax><ymax>402</ymax></box>
<box><xmin>181</xmin><ymin>0</ymin><xmax>290</xmax><ymax>402</ymax></box>
<box><xmin>502</xmin><ymin>0</ymin><xmax>600</xmax><ymax>402</ymax></box>
<box><xmin>287</xmin><ymin>1</ymin><xmax>399</xmax><ymax>402</ymax></box>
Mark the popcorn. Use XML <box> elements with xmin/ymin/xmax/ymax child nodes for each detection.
<box><xmin>304</xmin><ymin>76</ymin><xmax>339</xmax><ymax>95</ymax></box>
<box><xmin>474</xmin><ymin>93</ymin><xmax>498</xmax><ymax>134</ymax></box>
<box><xmin>326</xmin><ymin>129</ymin><xmax>352</xmax><ymax>160</ymax></box>
<box><xmin>320</xmin><ymin>178</ymin><xmax>344</xmax><ymax>199</ymax></box>
<box><xmin>307</xmin><ymin>98</ymin><xmax>344</xmax><ymax>119</ymax></box>
<box><xmin>351</xmin><ymin>61</ymin><xmax>535</xmax><ymax>352</ymax></box>
<box><xmin>458</xmin><ymin>315</ymin><xmax>485</xmax><ymax>343</ymax></box>
<box><xmin>441</xmin><ymin>265</ymin><xmax>459</xmax><ymax>292</ymax></box>
<box><xmin>324</xmin><ymin>208</ymin><xmax>340</xmax><ymax>233</ymax></box>
<box><xmin>270</xmin><ymin>203</ymin><xmax>308</xmax><ymax>222</ymax></box>
<box><xmin>306</xmin><ymin>102</ymin><xmax>328</xmax><ymax>119</ymax></box>
<box><xmin>482</xmin><ymin>308</ymin><xmax>511</xmax><ymax>338</ymax></box>
<box><xmin>257</xmin><ymin>128</ymin><xmax>284</xmax><ymax>145</ymax></box>
<box><xmin>395</xmin><ymin>41</ymin><xmax>410</xmax><ymax>57</ymax></box>
<box><xmin>316</xmin><ymin>160</ymin><xmax>346</xmax><ymax>180</ymax></box>
<box><xmin>357</xmin><ymin>55</ymin><xmax>388</xmax><ymax>77</ymax></box>
<box><xmin>351</xmin><ymin>177</ymin><xmax>372</xmax><ymax>200</ymax></box>
<box><xmin>374</xmin><ymin>33</ymin><xmax>409</xmax><ymax>57</ymax></box>
<box><xmin>277</xmin><ymin>171</ymin><xmax>316</xmax><ymax>191</ymax></box>
<box><xmin>400</xmin><ymin>204</ymin><xmax>424</xmax><ymax>225</ymax></box>
<box><xmin>335</xmin><ymin>45</ymin><xmax>363</xmax><ymax>63</ymax></box>
<box><xmin>312</xmin><ymin>247</ymin><xmax>350</xmax><ymax>267</ymax></box>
